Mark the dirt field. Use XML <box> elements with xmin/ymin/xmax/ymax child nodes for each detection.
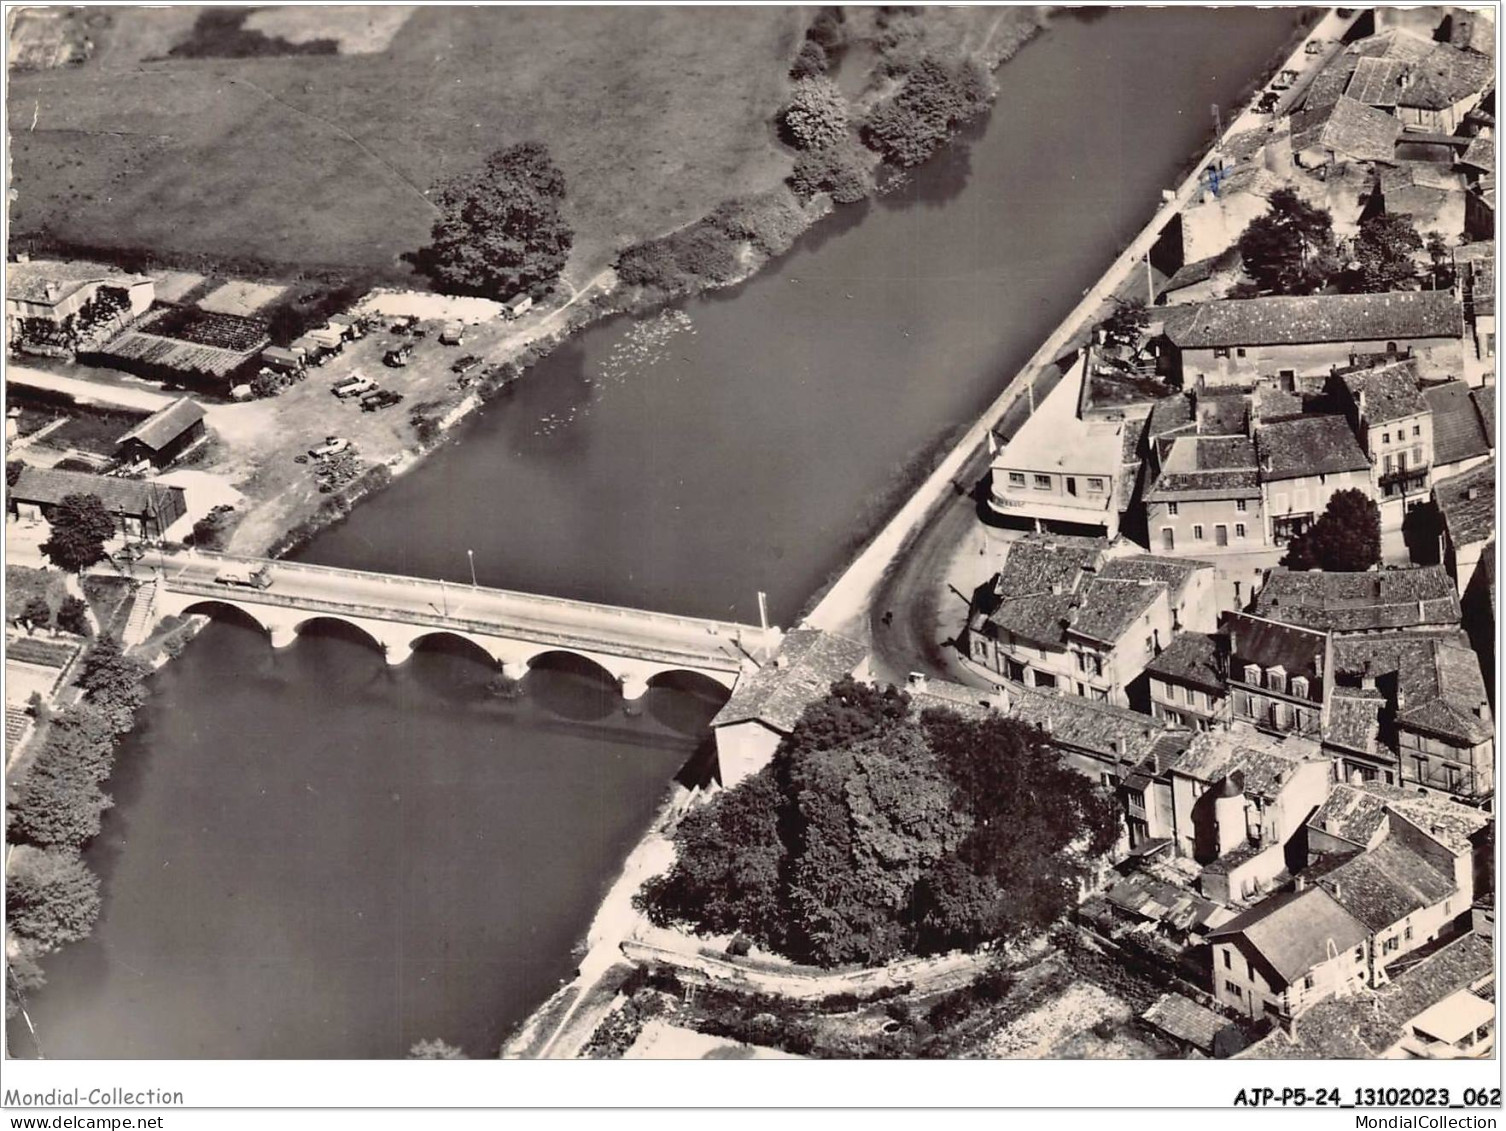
<box><xmin>9</xmin><ymin>7</ymin><xmax>801</xmax><ymax>287</ymax></box>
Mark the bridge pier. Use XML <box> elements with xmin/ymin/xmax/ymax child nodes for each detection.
<box><xmin>498</xmin><ymin>660</ymin><xmax>529</xmax><ymax>681</ymax></box>
<box><xmin>383</xmin><ymin>640</ymin><xmax>413</xmax><ymax>667</ymax></box>
<box><xmin>267</xmin><ymin>623</ymin><xmax>299</xmax><ymax>649</ymax></box>
<box><xmin>619</xmin><ymin>673</ymin><xmax>651</xmax><ymax>702</ymax></box>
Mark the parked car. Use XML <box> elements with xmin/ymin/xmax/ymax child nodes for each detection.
<box><xmin>439</xmin><ymin>321</ymin><xmax>465</xmax><ymax>345</ymax></box>
<box><xmin>309</xmin><ymin>436</ymin><xmax>351</xmax><ymax>458</ymax></box>
<box><xmin>214</xmin><ymin>564</ymin><xmax>273</xmax><ymax>590</ymax></box>
<box><xmin>332</xmin><ymin>375</ymin><xmax>375</xmax><ymax>398</ymax></box>
<box><xmin>361</xmin><ymin>390</ymin><xmax>405</xmax><ymax>412</ymax></box>
<box><xmin>384</xmin><ymin>345</ymin><xmax>412</xmax><ymax>368</ymax></box>
<box><xmin>451</xmin><ymin>355</ymin><xmax>481</xmax><ymax>375</ymax></box>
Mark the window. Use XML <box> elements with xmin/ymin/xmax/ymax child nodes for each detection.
<box><xmin>1225</xmin><ymin>981</ymin><xmax>1242</xmax><ymax>998</ymax></box>
<box><xmin>1214</xmin><ymin>347</ymin><xmax>1231</xmax><ymax>359</ymax></box>
<box><xmin>1235</xmin><ymin>523</ymin><xmax>1247</xmax><ymax>539</ymax></box>
<box><xmin>1236</xmin><ymin>347</ymin><xmax>1247</xmax><ymax>358</ymax></box>
<box><xmin>1355</xmin><ymin>947</ymin><xmax>1365</xmax><ymax>963</ymax></box>
<box><xmin>1413</xmin><ymin>445</ymin><xmax>1423</xmax><ymax>466</ymax></box>
<box><xmin>1384</xmin><ymin>454</ymin><xmax>1395</xmax><ymax>473</ymax></box>
<box><xmin>1033</xmin><ymin>474</ymin><xmax>1052</xmax><ymax>490</ymax></box>
<box><xmin>1303</xmin><ymin>974</ymin><xmax>1314</xmax><ymax>991</ymax></box>
<box><xmin>1007</xmin><ymin>471</ymin><xmax>1026</xmax><ymax>487</ymax></box>
<box><xmin>1290</xmin><ymin>675</ymin><xmax>1309</xmax><ymax>699</ymax></box>
<box><xmin>1183</xmin><ymin>685</ymin><xmax>1194</xmax><ymax>705</ymax></box>
<box><xmin>1247</xmin><ymin>961</ymin><xmax>1256</xmax><ymax>981</ymax></box>
<box><xmin>1383</xmin><ymin>936</ymin><xmax>1399</xmax><ymax>954</ymax></box>
<box><xmin>1167</xmin><ymin>502</ymin><xmax>1179</xmax><ymax>516</ymax></box>
<box><xmin>1243</xmin><ymin>664</ymin><xmax>1261</xmax><ymax>685</ymax></box>
<box><xmin>1236</xmin><ymin>499</ymin><xmax>1247</xmax><ymax>512</ymax></box>
<box><xmin>1412</xmin><ymin>424</ymin><xmax>1421</xmax><ymax>437</ymax></box>
<box><xmin>1404</xmin><ymin>925</ymin><xmax>1413</xmax><ymax>942</ymax></box>
<box><xmin>1382</xmin><ymin>431</ymin><xmax>1391</xmax><ymax>444</ymax></box>
<box><xmin>1086</xmin><ymin>476</ymin><xmax>1105</xmax><ymax>493</ymax></box>
<box><xmin>1193</xmin><ymin>524</ymin><xmax>1204</xmax><ymax>540</ymax></box>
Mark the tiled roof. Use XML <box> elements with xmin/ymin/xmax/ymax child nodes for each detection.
<box><xmin>1208</xmin><ymin>886</ymin><xmax>1369</xmax><ymax>990</ymax></box>
<box><xmin>7</xmin><ymin>259</ymin><xmax>151</xmax><ymax>305</ymax></box>
<box><xmin>1461</xmin><ymin>134</ymin><xmax>1494</xmax><ymax>173</ymax></box>
<box><xmin>1164</xmin><ymin>255</ymin><xmax>1220</xmax><ymax>291</ymax></box>
<box><xmin>994</xmin><ymin>533</ymin><xmax>1107</xmax><ymax>600</ymax></box>
<box><xmin>1425</xmin><ymin>381</ymin><xmax>1493</xmax><ymax>468</ymax></box>
<box><xmin>1144</xmin><ymin>435</ymin><xmax>1261</xmax><ymax>501</ymax></box>
<box><xmin>1106</xmin><ymin>875</ymin><xmax>1223</xmax><ymax>933</ymax></box>
<box><xmin>1253</xmin><ymin>566</ymin><xmax>1461</xmax><ymax>633</ymax></box>
<box><xmin>1434</xmin><ymin>459</ymin><xmax>1495</xmax><ymax>547</ymax></box>
<box><xmin>1099</xmin><ymin>554</ymin><xmax>1209</xmax><ymax>597</ymax></box>
<box><xmin>1324</xmin><ymin>689</ymin><xmax>1384</xmax><ymax>756</ymax></box>
<box><xmin>1227</xmin><ymin>611</ymin><xmax>1327</xmax><ymax>688</ymax></box>
<box><xmin>1253</xmin><ymin>383</ymin><xmax>1304</xmax><ymax>422</ymax></box>
<box><xmin>1347</xmin><ymin>56</ymin><xmax>1411</xmax><ymax>106</ymax></box>
<box><xmin>1164</xmin><ymin>291</ymin><xmax>1462</xmax><ymax>349</ymax></box>
<box><xmin>115</xmin><ymin>397</ymin><xmax>206</xmax><ymax>453</ymax></box>
<box><xmin>987</xmin><ymin>593</ymin><xmax>1078</xmax><ymax>648</ymax></box>
<box><xmin>1333</xmin><ymin>632</ymin><xmax>1493</xmax><ymax>747</ymax></box>
<box><xmin>1007</xmin><ymin>685</ymin><xmax>1172</xmax><ymax>764</ymax></box>
<box><xmin>1395</xmin><ymin>41</ymin><xmax>1494</xmax><ymax>111</ymax></box>
<box><xmin>1144</xmin><ymin>631</ymin><xmax>1225</xmax><ymax>694</ymax></box>
<box><xmin>1196</xmin><ymin>394</ymin><xmax>1251</xmax><ymax>436</ymax></box>
<box><xmin>906</xmin><ymin>678</ymin><xmax>1005</xmax><ymax>721</ymax></box>
<box><xmin>1312</xmin><ymin>838</ymin><xmax>1455</xmax><ymax>932</ymax></box>
<box><xmin>1067</xmin><ymin>578</ymin><xmax>1163</xmax><ymax>645</ymax></box>
<box><xmin>1308</xmin><ymin>95</ymin><xmax>1405</xmax><ymax>162</ymax></box>
<box><xmin>9</xmin><ymin>465</ymin><xmax>184</xmax><ymax>520</ymax></box>
<box><xmin>1290</xmin><ymin>54</ymin><xmax>1362</xmax><ymax>154</ymax></box>
<box><xmin>1174</xmin><ymin>727</ymin><xmax>1322</xmax><ymax>799</ymax></box>
<box><xmin>1142</xmin><ymin>994</ymin><xmax>1231</xmax><ymax>1053</ymax></box>
<box><xmin>1309</xmin><ymin>781</ymin><xmax>1491</xmax><ymax>856</ymax></box>
<box><xmin>709</xmin><ymin>629</ymin><xmax>867</xmax><ymax>733</ymax></box>
<box><xmin>1339</xmin><ymin>361</ymin><xmax>1427</xmax><ymax>425</ymax></box>
<box><xmin>1146</xmin><ymin>394</ymin><xmax>1195</xmax><ymax>443</ymax></box>
<box><xmin>1257</xmin><ymin>415</ymin><xmax>1372</xmax><ymax>480</ymax></box>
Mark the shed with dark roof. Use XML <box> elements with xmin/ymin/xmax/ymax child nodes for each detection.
<box><xmin>115</xmin><ymin>397</ymin><xmax>207</xmax><ymax>469</ymax></box>
<box><xmin>9</xmin><ymin>465</ymin><xmax>187</xmax><ymax>539</ymax></box>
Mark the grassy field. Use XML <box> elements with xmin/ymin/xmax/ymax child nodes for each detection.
<box><xmin>9</xmin><ymin>7</ymin><xmax>802</xmax><ymax>287</ymax></box>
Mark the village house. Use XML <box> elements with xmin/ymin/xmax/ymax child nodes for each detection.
<box><xmin>8</xmin><ymin>465</ymin><xmax>187</xmax><ymax>541</ymax></box>
<box><xmin>1347</xmin><ymin>29</ymin><xmax>1494</xmax><ymax>135</ymax></box>
<box><xmin>1004</xmin><ymin>682</ymin><xmax>1180</xmax><ymax>796</ymax></box>
<box><xmin>1291</xmin><ymin>93</ymin><xmax>1403</xmax><ymax>169</ymax></box>
<box><xmin>1332</xmin><ymin>632</ymin><xmax>1494</xmax><ymax>800</ymax></box>
<box><xmin>1206</xmin><ymin>883</ymin><xmax>1371</xmax><ymax>1023</ymax></box>
<box><xmin>963</xmin><ymin>537</ymin><xmax>1213</xmax><ymax>708</ymax></box>
<box><xmin>1169</xmin><ymin>727</ymin><xmax>1332</xmax><ymax>900</ymax></box>
<box><xmin>1237</xmin><ymin>931</ymin><xmax>1494</xmax><ymax>1058</ymax></box>
<box><xmin>1424</xmin><ymin>380</ymin><xmax>1493</xmax><ymax>482</ymax></box>
<box><xmin>987</xmin><ymin>351</ymin><xmax>1128</xmax><ymax>538</ymax></box>
<box><xmin>114</xmin><ymin>397</ymin><xmax>208</xmax><ymax>470</ymax></box>
<box><xmin>1161</xmin><ymin>292</ymin><xmax>1464</xmax><ymax>392</ymax></box>
<box><xmin>1362</xmin><ymin>161</ymin><xmax>1469</xmax><ymax>248</ymax></box>
<box><xmin>5</xmin><ymin>258</ymin><xmax>155</xmax><ymax>345</ymax></box>
<box><xmin>1255</xmin><ymin>415</ymin><xmax>1374</xmax><ymax>545</ymax></box>
<box><xmin>708</xmin><ymin>629</ymin><xmax>869</xmax><ymax>787</ymax></box>
<box><xmin>1144</xmin><ymin>631</ymin><xmax>1228</xmax><ymax>731</ymax></box>
<box><xmin>1433</xmin><ymin>458</ymin><xmax>1494</xmax><ymax>596</ymax></box>
<box><xmin>1252</xmin><ymin>565</ymin><xmax>1462</xmax><ymax>636</ymax></box>
<box><xmin>1143</xmin><ymin>433</ymin><xmax>1263</xmax><ymax>553</ymax></box>
<box><xmin>1225</xmin><ymin>612</ymin><xmax>1330</xmax><ymax>740</ymax></box>
<box><xmin>1327</xmin><ymin>359</ymin><xmax>1434</xmax><ymax>513</ymax></box>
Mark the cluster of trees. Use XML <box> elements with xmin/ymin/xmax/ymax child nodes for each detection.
<box><xmin>1279</xmin><ymin>488</ymin><xmax>1382</xmax><ymax>572</ymax></box>
<box><xmin>780</xmin><ymin>77</ymin><xmax>873</xmax><ymax>205</ymax></box>
<box><xmin>190</xmin><ymin>504</ymin><xmax>237</xmax><ymax>551</ymax></box>
<box><xmin>40</xmin><ymin>493</ymin><xmax>116</xmax><ymax>575</ymax></box>
<box><xmin>418</xmin><ymin>142</ymin><xmax>574</xmax><ymax>301</ymax></box>
<box><xmin>6</xmin><ymin>634</ymin><xmax>152</xmax><ymax>1015</ymax></box>
<box><xmin>640</xmin><ymin>679</ymin><xmax>1118</xmax><ymax>968</ymax></box>
<box><xmin>790</xmin><ymin>7</ymin><xmax>847</xmax><ymax>80</ymax></box>
<box><xmin>14</xmin><ymin>593</ymin><xmax>89</xmax><ymax>638</ymax></box>
<box><xmin>616</xmin><ymin>189</ymin><xmax>808</xmax><ymax>297</ymax></box>
<box><xmin>1237</xmin><ymin>190</ymin><xmax>1440</xmax><ymax>296</ymax></box>
<box><xmin>862</xmin><ymin>57</ymin><xmax>995</xmax><ymax>170</ymax></box>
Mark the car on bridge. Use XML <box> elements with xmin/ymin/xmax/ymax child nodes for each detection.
<box><xmin>214</xmin><ymin>564</ymin><xmax>274</xmax><ymax>590</ymax></box>
<box><xmin>309</xmin><ymin>436</ymin><xmax>351</xmax><ymax>458</ymax></box>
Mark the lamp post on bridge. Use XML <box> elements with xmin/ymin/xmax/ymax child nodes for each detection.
<box><xmin>467</xmin><ymin>549</ymin><xmax>477</xmax><ymax>589</ymax></box>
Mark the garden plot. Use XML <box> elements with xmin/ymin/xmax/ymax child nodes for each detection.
<box><xmin>983</xmin><ymin>982</ymin><xmax>1136</xmax><ymax>1059</ymax></box>
<box><xmin>197</xmin><ymin>279</ymin><xmax>289</xmax><ymax>316</ymax></box>
<box><xmin>243</xmin><ymin>7</ymin><xmax>418</xmax><ymax>55</ymax></box>
<box><xmin>151</xmin><ymin>270</ymin><xmax>207</xmax><ymax>303</ymax></box>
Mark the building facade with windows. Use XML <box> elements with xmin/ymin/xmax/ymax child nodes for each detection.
<box><xmin>1145</xmin><ymin>631</ymin><xmax>1229</xmax><ymax>730</ymax></box>
<box><xmin>1329</xmin><ymin>360</ymin><xmax>1434</xmax><ymax>514</ymax></box>
<box><xmin>1144</xmin><ymin>434</ymin><xmax>1264</xmax><ymax>553</ymax></box>
<box><xmin>1256</xmin><ymin>415</ymin><xmax>1375</xmax><ymax>545</ymax></box>
<box><xmin>1225</xmin><ymin>613</ymin><xmax>1330</xmax><ymax>739</ymax></box>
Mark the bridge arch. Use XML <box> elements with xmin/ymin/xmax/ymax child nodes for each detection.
<box><xmin>176</xmin><ymin>598</ymin><xmax>274</xmax><ymax>636</ymax></box>
<box><xmin>405</xmin><ymin>629</ymin><xmax>504</xmax><ymax>669</ymax></box>
<box><xmin>290</xmin><ymin>615</ymin><xmax>390</xmax><ymax>657</ymax></box>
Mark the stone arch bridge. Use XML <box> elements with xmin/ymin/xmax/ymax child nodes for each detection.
<box><xmin>148</xmin><ymin>552</ymin><xmax>780</xmax><ymax>700</ymax></box>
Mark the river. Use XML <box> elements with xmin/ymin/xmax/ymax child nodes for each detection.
<box><xmin>15</xmin><ymin>6</ymin><xmax>1305</xmax><ymax>1058</ymax></box>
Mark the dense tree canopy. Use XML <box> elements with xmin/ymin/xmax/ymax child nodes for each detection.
<box><xmin>1280</xmin><ymin>488</ymin><xmax>1382</xmax><ymax>572</ymax></box>
<box><xmin>419</xmin><ymin>142</ymin><xmax>573</xmax><ymax>300</ymax></box>
<box><xmin>782</xmin><ymin>77</ymin><xmax>851</xmax><ymax>152</ymax></box>
<box><xmin>790</xmin><ymin>140</ymin><xmax>872</xmax><ymax>204</ymax></box>
<box><xmin>862</xmin><ymin>57</ymin><xmax>995</xmax><ymax>169</ymax></box>
<box><xmin>1237</xmin><ymin>188</ymin><xmax>1337</xmax><ymax>295</ymax></box>
<box><xmin>39</xmin><ymin>493</ymin><xmax>115</xmax><ymax>574</ymax></box>
<box><xmin>1347</xmin><ymin>212</ymin><xmax>1423</xmax><ymax>293</ymax></box>
<box><xmin>640</xmin><ymin>679</ymin><xmax>1118</xmax><ymax>967</ymax></box>
<box><xmin>5</xmin><ymin>846</ymin><xmax>101</xmax><ymax>951</ymax></box>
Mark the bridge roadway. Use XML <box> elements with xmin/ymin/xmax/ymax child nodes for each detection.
<box><xmin>150</xmin><ymin>551</ymin><xmax>780</xmax><ymax>697</ymax></box>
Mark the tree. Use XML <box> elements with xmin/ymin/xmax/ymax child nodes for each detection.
<box><xmin>1101</xmin><ymin>299</ymin><xmax>1150</xmax><ymax>347</ymax></box>
<box><xmin>10</xmin><ymin>765</ymin><xmax>112</xmax><ymax>848</ymax></box>
<box><xmin>7</xmin><ymin>460</ymin><xmax>23</xmax><ymax>487</ymax></box>
<box><xmin>408</xmin><ymin>1039</ymin><xmax>467</xmax><ymax>1059</ymax></box>
<box><xmin>419</xmin><ymin>142</ymin><xmax>573</xmax><ymax>300</ymax></box>
<box><xmin>781</xmin><ymin>77</ymin><xmax>850</xmax><ymax>151</ymax></box>
<box><xmin>1237</xmin><ymin>188</ymin><xmax>1337</xmax><ymax>295</ymax></box>
<box><xmin>1425</xmin><ymin>231</ymin><xmax>1456</xmax><ymax>290</ymax></box>
<box><xmin>5</xmin><ymin>941</ymin><xmax>46</xmax><ymax>1020</ymax></box>
<box><xmin>55</xmin><ymin>595</ymin><xmax>91</xmax><ymax>637</ymax></box>
<box><xmin>5</xmin><ymin>846</ymin><xmax>102</xmax><ymax>951</ymax></box>
<box><xmin>805</xmin><ymin>7</ymin><xmax>846</xmax><ymax>52</ymax></box>
<box><xmin>862</xmin><ymin>57</ymin><xmax>996</xmax><ymax>169</ymax></box>
<box><xmin>790</xmin><ymin>38</ymin><xmax>828</xmax><ymax>79</ymax></box>
<box><xmin>1280</xmin><ymin>488</ymin><xmax>1382</xmax><ymax>572</ymax></box>
<box><xmin>18</xmin><ymin>595</ymin><xmax>51</xmax><ymax>636</ymax></box>
<box><xmin>789</xmin><ymin>140</ymin><xmax>872</xmax><ymax>204</ymax></box>
<box><xmin>39</xmin><ymin>493</ymin><xmax>116</xmax><ymax>574</ymax></box>
<box><xmin>76</xmin><ymin>634</ymin><xmax>150</xmax><ymax>731</ymax></box>
<box><xmin>1348</xmin><ymin>212</ymin><xmax>1422</xmax><ymax>292</ymax></box>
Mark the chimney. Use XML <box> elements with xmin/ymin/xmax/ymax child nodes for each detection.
<box><xmin>1361</xmin><ymin>660</ymin><xmax>1377</xmax><ymax>691</ymax></box>
<box><xmin>1466</xmin><ymin>486</ymin><xmax>1479</xmax><ymax>501</ymax></box>
<box><xmin>1397</xmin><ymin>689</ymin><xmax>1407</xmax><ymax>711</ymax></box>
<box><xmin>1417</xmin><ymin>598</ymin><xmax>1426</xmax><ymax>621</ymax></box>
<box><xmin>44</xmin><ymin>282</ymin><xmax>60</xmax><ymax>302</ymax></box>
<box><xmin>1040</xmin><ymin>717</ymin><xmax>1054</xmax><ymax>735</ymax></box>
<box><xmin>1110</xmin><ymin>738</ymin><xmax>1124</xmax><ymax>758</ymax></box>
<box><xmin>1476</xmin><ymin>702</ymin><xmax>1489</xmax><ymax>720</ymax></box>
<box><xmin>907</xmin><ymin>672</ymin><xmax>929</xmax><ymax>693</ymax></box>
<box><xmin>1295</xmin><ymin>875</ymin><xmax>1308</xmax><ymax>892</ymax></box>
<box><xmin>1332</xmin><ymin>881</ymin><xmax>1342</xmax><ymax>901</ymax></box>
